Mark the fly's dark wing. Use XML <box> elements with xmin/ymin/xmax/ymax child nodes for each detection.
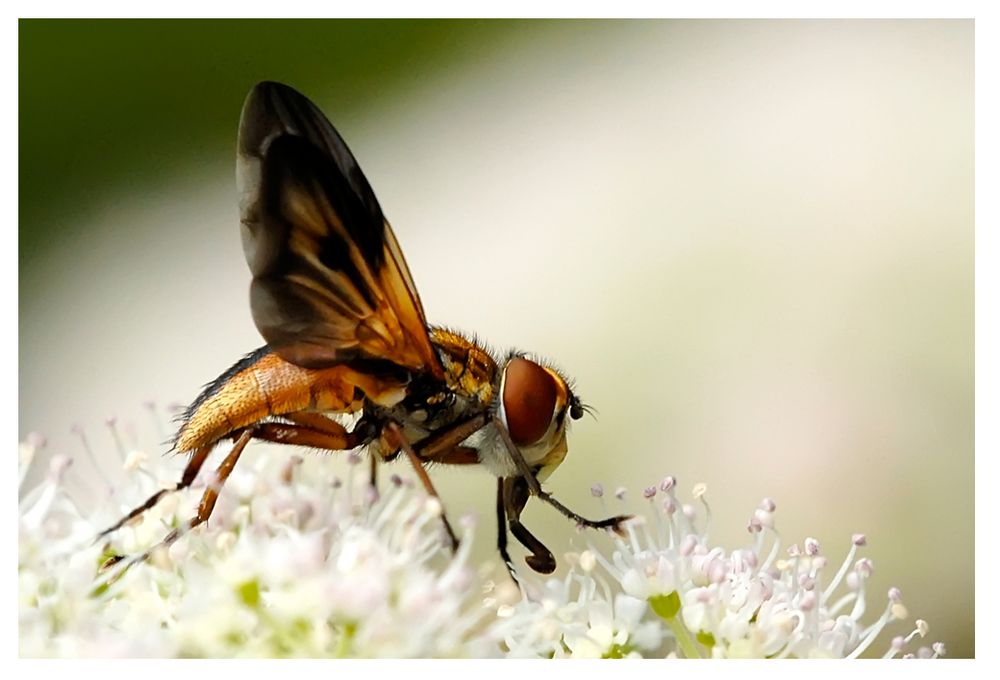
<box><xmin>236</xmin><ymin>81</ymin><xmax>443</xmax><ymax>379</ymax></box>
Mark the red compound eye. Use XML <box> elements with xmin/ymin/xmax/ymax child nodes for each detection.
<box><xmin>502</xmin><ymin>358</ymin><xmax>558</xmax><ymax>446</ymax></box>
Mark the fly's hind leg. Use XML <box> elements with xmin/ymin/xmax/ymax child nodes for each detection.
<box><xmin>99</xmin><ymin>429</ymin><xmax>254</xmax><ymax>585</ymax></box>
<box><xmin>254</xmin><ymin>411</ymin><xmax>373</xmax><ymax>448</ymax></box>
<box><xmin>98</xmin><ymin>411</ymin><xmax>370</xmax><ymax>543</ymax></box>
<box><xmin>254</xmin><ymin>412</ymin><xmax>380</xmax><ymax>492</ymax></box>
<box><xmin>97</xmin><ymin>443</ymin><xmax>213</xmax><ymax>540</ymax></box>
<box><xmin>98</xmin><ymin>413</ymin><xmax>379</xmax><ymax>588</ymax></box>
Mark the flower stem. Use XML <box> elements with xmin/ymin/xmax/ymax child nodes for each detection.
<box><xmin>335</xmin><ymin>622</ymin><xmax>356</xmax><ymax>658</ymax></box>
<box><xmin>667</xmin><ymin>616</ymin><xmax>703</xmax><ymax>659</ymax></box>
<box><xmin>649</xmin><ymin>591</ymin><xmax>703</xmax><ymax>659</ymax></box>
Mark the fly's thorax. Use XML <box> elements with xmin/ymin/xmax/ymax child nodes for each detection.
<box><xmin>377</xmin><ymin>380</ymin><xmax>480</xmax><ymax>440</ymax></box>
<box><xmin>350</xmin><ymin>330</ymin><xmax>492</xmax><ymax>460</ymax></box>
<box><xmin>430</xmin><ymin>327</ymin><xmax>498</xmax><ymax>407</ymax></box>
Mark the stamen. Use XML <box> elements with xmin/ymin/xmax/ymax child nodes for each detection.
<box><xmin>848</xmin><ymin>559</ymin><xmax>873</xmax><ymax>622</ymax></box>
<box><xmin>693</xmin><ymin>483</ymin><xmax>712</xmax><ymax>540</ymax></box>
<box><xmin>105</xmin><ymin>416</ymin><xmax>127</xmax><ymax>463</ymax></box>
<box><xmin>143</xmin><ymin>400</ymin><xmax>165</xmax><ymax>441</ymax></box>
<box><xmin>883</xmin><ymin>635</ymin><xmax>906</xmax><ymax>659</ymax></box>
<box><xmin>847</xmin><ymin>592</ymin><xmax>905</xmax><ymax>659</ymax></box>
<box><xmin>822</xmin><ymin>533</ymin><xmax>865</xmax><ymax>601</ymax></box>
<box><xmin>71</xmin><ymin>423</ymin><xmax>113</xmax><ymax>494</ymax></box>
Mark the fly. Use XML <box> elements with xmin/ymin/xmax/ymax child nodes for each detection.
<box><xmin>98</xmin><ymin>81</ymin><xmax>629</xmax><ymax>583</ymax></box>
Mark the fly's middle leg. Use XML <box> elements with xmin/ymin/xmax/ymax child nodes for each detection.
<box><xmin>383</xmin><ymin>421</ymin><xmax>461</xmax><ymax>553</ymax></box>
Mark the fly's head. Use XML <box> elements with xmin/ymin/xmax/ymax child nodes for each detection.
<box><xmin>496</xmin><ymin>355</ymin><xmax>587</xmax><ymax>480</ymax></box>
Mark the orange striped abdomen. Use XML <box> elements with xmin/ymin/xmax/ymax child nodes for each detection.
<box><xmin>174</xmin><ymin>346</ymin><xmax>408</xmax><ymax>453</ymax></box>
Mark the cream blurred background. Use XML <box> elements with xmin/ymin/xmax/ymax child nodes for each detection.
<box><xmin>19</xmin><ymin>20</ymin><xmax>973</xmax><ymax>656</ymax></box>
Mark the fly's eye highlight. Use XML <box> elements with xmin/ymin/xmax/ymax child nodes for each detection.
<box><xmin>502</xmin><ymin>358</ymin><xmax>558</xmax><ymax>446</ymax></box>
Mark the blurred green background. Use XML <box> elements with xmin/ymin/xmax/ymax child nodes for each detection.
<box><xmin>19</xmin><ymin>20</ymin><xmax>973</xmax><ymax>657</ymax></box>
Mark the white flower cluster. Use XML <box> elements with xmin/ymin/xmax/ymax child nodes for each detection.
<box><xmin>494</xmin><ymin>479</ymin><xmax>946</xmax><ymax>659</ymax></box>
<box><xmin>19</xmin><ymin>429</ymin><xmax>497</xmax><ymax>658</ymax></box>
<box><xmin>18</xmin><ymin>417</ymin><xmax>947</xmax><ymax>659</ymax></box>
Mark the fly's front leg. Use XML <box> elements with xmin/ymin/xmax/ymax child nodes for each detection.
<box><xmin>492</xmin><ymin>416</ymin><xmax>631</xmax><ymax>534</ymax></box>
<box><xmin>500</xmin><ymin>475</ymin><xmax>557</xmax><ymax>576</ymax></box>
<box><xmin>496</xmin><ymin>477</ymin><xmax>514</xmax><ymax>579</ymax></box>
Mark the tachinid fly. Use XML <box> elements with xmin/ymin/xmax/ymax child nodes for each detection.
<box><xmin>99</xmin><ymin>81</ymin><xmax>629</xmax><ymax>582</ymax></box>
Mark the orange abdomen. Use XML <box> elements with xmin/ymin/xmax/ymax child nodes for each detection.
<box><xmin>174</xmin><ymin>346</ymin><xmax>407</xmax><ymax>453</ymax></box>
